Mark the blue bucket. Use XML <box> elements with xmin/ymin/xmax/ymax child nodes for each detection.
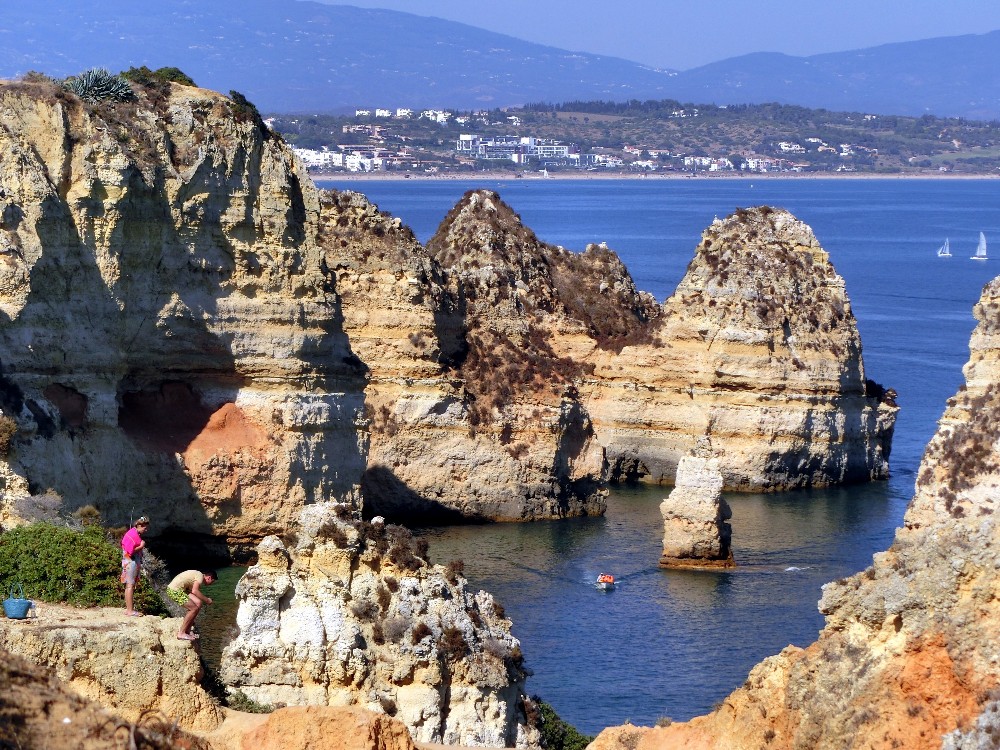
<box><xmin>3</xmin><ymin>582</ymin><xmax>34</xmax><ymax>619</ymax></box>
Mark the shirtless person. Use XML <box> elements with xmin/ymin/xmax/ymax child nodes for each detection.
<box><xmin>166</xmin><ymin>569</ymin><xmax>217</xmax><ymax>640</ymax></box>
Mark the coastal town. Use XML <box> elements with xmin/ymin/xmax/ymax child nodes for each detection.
<box><xmin>273</xmin><ymin>102</ymin><xmax>983</xmax><ymax>176</ymax></box>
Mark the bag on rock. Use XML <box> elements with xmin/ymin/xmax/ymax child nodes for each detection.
<box><xmin>3</xmin><ymin>582</ymin><xmax>35</xmax><ymax>619</ymax></box>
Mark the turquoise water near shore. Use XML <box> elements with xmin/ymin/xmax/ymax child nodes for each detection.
<box><xmin>205</xmin><ymin>180</ymin><xmax>1000</xmax><ymax>734</ymax></box>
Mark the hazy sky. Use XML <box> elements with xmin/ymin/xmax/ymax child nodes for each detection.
<box><xmin>316</xmin><ymin>0</ymin><xmax>1000</xmax><ymax>69</ymax></box>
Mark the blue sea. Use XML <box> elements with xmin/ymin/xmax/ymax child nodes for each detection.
<box><xmin>208</xmin><ymin>178</ymin><xmax>1000</xmax><ymax>735</ymax></box>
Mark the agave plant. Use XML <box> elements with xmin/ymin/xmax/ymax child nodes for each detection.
<box><xmin>64</xmin><ymin>67</ymin><xmax>136</xmax><ymax>103</ymax></box>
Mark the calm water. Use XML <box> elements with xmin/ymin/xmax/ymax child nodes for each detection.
<box><xmin>206</xmin><ymin>179</ymin><xmax>1000</xmax><ymax>734</ymax></box>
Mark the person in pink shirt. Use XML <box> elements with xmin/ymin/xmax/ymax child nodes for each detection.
<box><xmin>121</xmin><ymin>516</ymin><xmax>149</xmax><ymax>616</ymax></box>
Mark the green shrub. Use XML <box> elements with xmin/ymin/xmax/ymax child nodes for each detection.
<box><xmin>64</xmin><ymin>67</ymin><xmax>136</xmax><ymax>103</ymax></box>
<box><xmin>122</xmin><ymin>66</ymin><xmax>196</xmax><ymax>87</ymax></box>
<box><xmin>228</xmin><ymin>90</ymin><xmax>264</xmax><ymax>129</ymax></box>
<box><xmin>532</xmin><ymin>697</ymin><xmax>594</xmax><ymax>750</ymax></box>
<box><xmin>0</xmin><ymin>414</ymin><xmax>17</xmax><ymax>455</ymax></box>
<box><xmin>225</xmin><ymin>690</ymin><xmax>274</xmax><ymax>714</ymax></box>
<box><xmin>0</xmin><ymin>522</ymin><xmax>167</xmax><ymax>614</ymax></box>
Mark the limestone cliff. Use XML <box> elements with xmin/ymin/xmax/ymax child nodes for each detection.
<box><xmin>220</xmin><ymin>502</ymin><xmax>534</xmax><ymax>747</ymax></box>
<box><xmin>0</xmin><ymin>78</ymin><xmax>366</xmax><ymax>546</ymax></box>
<box><xmin>585</xmin><ymin>206</ymin><xmax>897</xmax><ymax>490</ymax></box>
<box><xmin>0</xmin><ymin>78</ymin><xmax>895</xmax><ymax>540</ymax></box>
<box><xmin>591</xmin><ymin>276</ymin><xmax>1000</xmax><ymax>749</ymax></box>
<box><xmin>0</xmin><ymin>82</ymin><xmax>606</xmax><ymax>534</ymax></box>
<box><xmin>323</xmin><ymin>189</ymin><xmax>605</xmax><ymax>522</ymax></box>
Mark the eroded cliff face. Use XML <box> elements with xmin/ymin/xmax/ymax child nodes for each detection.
<box><xmin>592</xmin><ymin>276</ymin><xmax>1000</xmax><ymax>750</ymax></box>
<box><xmin>322</xmin><ymin>189</ymin><xmax>605</xmax><ymax>522</ymax></box>
<box><xmin>0</xmin><ymin>80</ymin><xmax>366</xmax><ymax>544</ymax></box>
<box><xmin>0</xmin><ymin>79</ymin><xmax>896</xmax><ymax>539</ymax></box>
<box><xmin>585</xmin><ymin>206</ymin><xmax>897</xmax><ymax>490</ymax></box>
<box><xmin>220</xmin><ymin>502</ymin><xmax>534</xmax><ymax>747</ymax></box>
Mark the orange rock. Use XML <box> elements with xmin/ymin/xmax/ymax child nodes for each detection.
<box><xmin>236</xmin><ymin>706</ymin><xmax>417</xmax><ymax>750</ymax></box>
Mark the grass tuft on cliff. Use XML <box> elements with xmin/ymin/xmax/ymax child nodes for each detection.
<box><xmin>0</xmin><ymin>522</ymin><xmax>167</xmax><ymax>614</ymax></box>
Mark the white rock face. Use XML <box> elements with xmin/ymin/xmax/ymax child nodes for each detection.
<box><xmin>659</xmin><ymin>451</ymin><xmax>734</xmax><ymax>567</ymax></box>
<box><xmin>221</xmin><ymin>502</ymin><xmax>535</xmax><ymax>747</ymax></box>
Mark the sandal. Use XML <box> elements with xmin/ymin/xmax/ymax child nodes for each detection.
<box><xmin>126</xmin><ymin>611</ymin><xmax>143</xmax><ymax>617</ymax></box>
<box><xmin>177</xmin><ymin>633</ymin><xmax>196</xmax><ymax>641</ymax></box>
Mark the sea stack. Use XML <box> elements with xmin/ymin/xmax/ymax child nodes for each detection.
<box><xmin>585</xmin><ymin>205</ymin><xmax>898</xmax><ymax>491</ymax></box>
<box><xmin>658</xmin><ymin>441</ymin><xmax>734</xmax><ymax>569</ymax></box>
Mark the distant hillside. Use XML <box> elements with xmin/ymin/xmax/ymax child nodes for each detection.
<box><xmin>275</xmin><ymin>101</ymin><xmax>1000</xmax><ymax>176</ymax></box>
<box><xmin>672</xmin><ymin>32</ymin><xmax>1000</xmax><ymax>121</ymax></box>
<box><xmin>0</xmin><ymin>0</ymin><xmax>678</xmax><ymax>113</ymax></box>
<box><xmin>1</xmin><ymin>0</ymin><xmax>998</xmax><ymax>119</ymax></box>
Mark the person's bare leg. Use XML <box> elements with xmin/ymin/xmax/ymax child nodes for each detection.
<box><xmin>178</xmin><ymin>597</ymin><xmax>201</xmax><ymax>638</ymax></box>
<box><xmin>125</xmin><ymin>582</ymin><xmax>135</xmax><ymax>613</ymax></box>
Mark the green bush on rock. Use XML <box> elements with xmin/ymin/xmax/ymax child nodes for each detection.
<box><xmin>0</xmin><ymin>522</ymin><xmax>167</xmax><ymax>614</ymax></box>
<box><xmin>532</xmin><ymin>696</ymin><xmax>594</xmax><ymax>750</ymax></box>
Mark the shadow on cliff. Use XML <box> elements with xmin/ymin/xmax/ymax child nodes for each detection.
<box><xmin>361</xmin><ymin>465</ymin><xmax>472</xmax><ymax>525</ymax></box>
<box><xmin>0</xmin><ymin>148</ymin><xmax>366</xmax><ymax>564</ymax></box>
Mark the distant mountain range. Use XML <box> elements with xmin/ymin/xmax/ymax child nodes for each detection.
<box><xmin>1</xmin><ymin>0</ymin><xmax>999</xmax><ymax>119</ymax></box>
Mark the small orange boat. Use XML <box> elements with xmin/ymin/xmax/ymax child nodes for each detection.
<box><xmin>596</xmin><ymin>573</ymin><xmax>615</xmax><ymax>591</ymax></box>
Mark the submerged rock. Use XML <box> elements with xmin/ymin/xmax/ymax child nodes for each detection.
<box><xmin>220</xmin><ymin>502</ymin><xmax>535</xmax><ymax>747</ymax></box>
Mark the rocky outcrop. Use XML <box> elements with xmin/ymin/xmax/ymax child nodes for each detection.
<box><xmin>658</xmin><ymin>444</ymin><xmax>734</xmax><ymax>568</ymax></box>
<box><xmin>325</xmin><ymin>189</ymin><xmax>606</xmax><ymax>522</ymax></box>
<box><xmin>0</xmin><ymin>641</ymin><xmax>427</xmax><ymax>750</ymax></box>
<box><xmin>0</xmin><ymin>79</ymin><xmax>367</xmax><ymax>546</ymax></box>
<box><xmin>584</xmin><ymin>206</ymin><xmax>897</xmax><ymax>491</ymax></box>
<box><xmin>220</xmin><ymin>501</ymin><xmax>534</xmax><ymax>747</ymax></box>
<box><xmin>591</xmin><ymin>276</ymin><xmax>1000</xmax><ymax>749</ymax></box>
<box><xmin>228</xmin><ymin>706</ymin><xmax>419</xmax><ymax>750</ymax></box>
<box><xmin>0</xmin><ymin>646</ymin><xmax>210</xmax><ymax>750</ymax></box>
<box><xmin>0</xmin><ymin>603</ymin><xmax>222</xmax><ymax>731</ymax></box>
<box><xmin>0</xmin><ymin>78</ymin><xmax>894</xmax><ymax>538</ymax></box>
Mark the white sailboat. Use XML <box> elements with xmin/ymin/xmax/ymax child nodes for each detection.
<box><xmin>937</xmin><ymin>238</ymin><xmax>951</xmax><ymax>257</ymax></box>
<box><xmin>971</xmin><ymin>232</ymin><xmax>988</xmax><ymax>261</ymax></box>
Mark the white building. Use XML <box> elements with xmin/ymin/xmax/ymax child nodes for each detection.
<box><xmin>375</xmin><ymin>109</ymin><xmax>392</xmax><ymax>118</ymax></box>
<box><xmin>292</xmin><ymin>147</ymin><xmax>344</xmax><ymax>171</ymax></box>
<box><xmin>420</xmin><ymin>109</ymin><xmax>452</xmax><ymax>124</ymax></box>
